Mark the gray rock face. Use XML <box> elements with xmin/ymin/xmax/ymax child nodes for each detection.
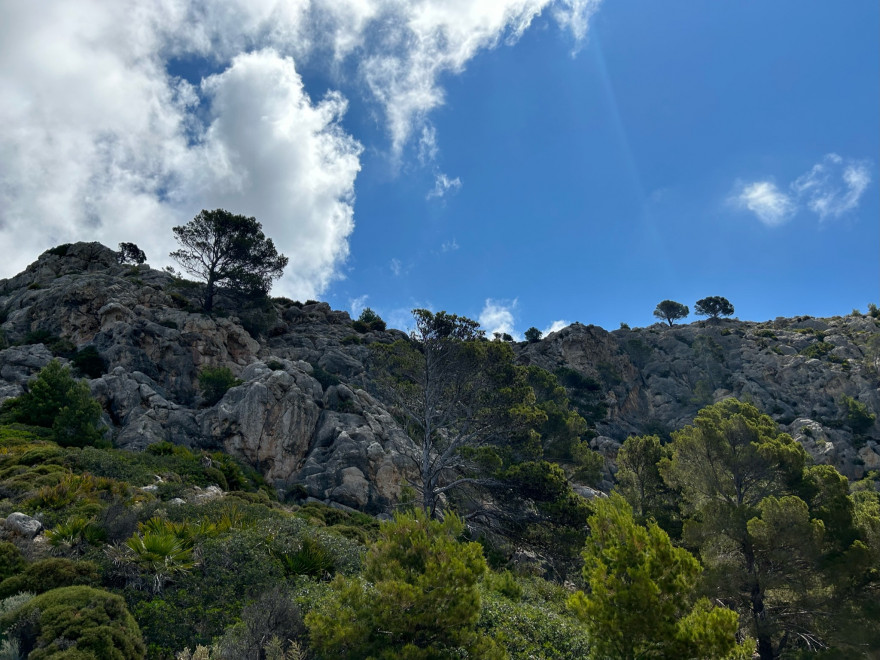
<box><xmin>519</xmin><ymin>317</ymin><xmax>880</xmax><ymax>478</ymax></box>
<box><xmin>2</xmin><ymin>242</ymin><xmax>878</xmax><ymax>512</ymax></box>
<box><xmin>5</xmin><ymin>512</ymin><xmax>43</xmax><ymax>538</ymax></box>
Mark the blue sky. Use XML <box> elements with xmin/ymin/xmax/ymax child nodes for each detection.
<box><xmin>1</xmin><ymin>1</ymin><xmax>877</xmax><ymax>335</ymax></box>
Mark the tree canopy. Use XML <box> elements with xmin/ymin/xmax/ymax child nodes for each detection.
<box><xmin>653</xmin><ymin>300</ymin><xmax>689</xmax><ymax>326</ymax></box>
<box><xmin>568</xmin><ymin>493</ymin><xmax>745</xmax><ymax>660</ymax></box>
<box><xmin>659</xmin><ymin>398</ymin><xmax>879</xmax><ymax>658</ymax></box>
<box><xmin>306</xmin><ymin>510</ymin><xmax>505</xmax><ymax>660</ymax></box>
<box><xmin>170</xmin><ymin>209</ymin><xmax>288</xmax><ymax>312</ymax></box>
<box><xmin>695</xmin><ymin>296</ymin><xmax>734</xmax><ymax>319</ymax></box>
<box><xmin>118</xmin><ymin>242</ymin><xmax>147</xmax><ymax>265</ymax></box>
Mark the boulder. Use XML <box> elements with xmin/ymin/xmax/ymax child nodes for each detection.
<box><xmin>5</xmin><ymin>512</ymin><xmax>43</xmax><ymax>538</ymax></box>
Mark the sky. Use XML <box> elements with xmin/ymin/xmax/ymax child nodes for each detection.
<box><xmin>1</xmin><ymin>1</ymin><xmax>877</xmax><ymax>337</ymax></box>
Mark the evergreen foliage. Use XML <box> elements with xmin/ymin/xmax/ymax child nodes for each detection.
<box><xmin>118</xmin><ymin>243</ymin><xmax>147</xmax><ymax>265</ymax></box>
<box><xmin>524</xmin><ymin>326</ymin><xmax>542</xmax><ymax>343</ymax></box>
<box><xmin>660</xmin><ymin>398</ymin><xmax>879</xmax><ymax>658</ymax></box>
<box><xmin>306</xmin><ymin>510</ymin><xmax>506</xmax><ymax>659</ymax></box>
<box><xmin>694</xmin><ymin>296</ymin><xmax>735</xmax><ymax>319</ymax></box>
<box><xmin>198</xmin><ymin>366</ymin><xmax>242</xmax><ymax>406</ymax></box>
<box><xmin>653</xmin><ymin>300</ymin><xmax>689</xmax><ymax>326</ymax></box>
<box><xmin>352</xmin><ymin>307</ymin><xmax>386</xmax><ymax>332</ymax></box>
<box><xmin>568</xmin><ymin>493</ymin><xmax>745</xmax><ymax>660</ymax></box>
<box><xmin>2</xmin><ymin>360</ymin><xmax>105</xmax><ymax>447</ymax></box>
<box><xmin>1</xmin><ymin>586</ymin><xmax>145</xmax><ymax>659</ymax></box>
<box><xmin>170</xmin><ymin>209</ymin><xmax>288</xmax><ymax>312</ymax></box>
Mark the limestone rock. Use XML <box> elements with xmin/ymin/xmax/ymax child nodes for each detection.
<box><xmin>5</xmin><ymin>512</ymin><xmax>43</xmax><ymax>538</ymax></box>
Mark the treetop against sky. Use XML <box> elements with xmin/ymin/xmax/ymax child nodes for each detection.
<box><xmin>0</xmin><ymin>1</ymin><xmax>876</xmax><ymax>333</ymax></box>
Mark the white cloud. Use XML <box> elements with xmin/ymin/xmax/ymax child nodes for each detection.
<box><xmin>356</xmin><ymin>0</ymin><xmax>603</xmax><ymax>158</ymax></box>
<box><xmin>791</xmin><ymin>153</ymin><xmax>871</xmax><ymax>220</ymax></box>
<box><xmin>0</xmin><ymin>0</ymin><xmax>603</xmax><ymax>289</ymax></box>
<box><xmin>733</xmin><ymin>181</ymin><xmax>795</xmax><ymax>227</ymax></box>
<box><xmin>734</xmin><ymin>153</ymin><xmax>872</xmax><ymax>227</ymax></box>
<box><xmin>390</xmin><ymin>258</ymin><xmax>403</xmax><ymax>276</ymax></box>
<box><xmin>427</xmin><ymin>173</ymin><xmax>462</xmax><ymax>200</ymax></box>
<box><xmin>350</xmin><ymin>294</ymin><xmax>369</xmax><ymax>318</ymax></box>
<box><xmin>417</xmin><ymin>125</ymin><xmax>439</xmax><ymax>165</ymax></box>
<box><xmin>479</xmin><ymin>298</ymin><xmax>518</xmax><ymax>339</ymax></box>
<box><xmin>542</xmin><ymin>320</ymin><xmax>568</xmax><ymax>335</ymax></box>
<box><xmin>198</xmin><ymin>50</ymin><xmax>362</xmax><ymax>299</ymax></box>
<box><xmin>441</xmin><ymin>238</ymin><xmax>460</xmax><ymax>252</ymax></box>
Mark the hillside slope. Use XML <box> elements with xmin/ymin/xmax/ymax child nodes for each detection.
<box><xmin>1</xmin><ymin>242</ymin><xmax>878</xmax><ymax>513</ymax></box>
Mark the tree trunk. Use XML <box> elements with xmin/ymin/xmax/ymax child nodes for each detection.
<box><xmin>745</xmin><ymin>542</ymin><xmax>775</xmax><ymax>660</ymax></box>
<box><xmin>204</xmin><ymin>274</ymin><xmax>215</xmax><ymax>312</ymax></box>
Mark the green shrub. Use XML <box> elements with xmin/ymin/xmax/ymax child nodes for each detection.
<box><xmin>524</xmin><ymin>327</ymin><xmax>542</xmax><ymax>343</ymax></box>
<box><xmin>306</xmin><ymin>511</ymin><xmax>502</xmax><ymax>659</ymax></box>
<box><xmin>486</xmin><ymin>570</ymin><xmax>523</xmax><ymax>601</ymax></box>
<box><xmin>46</xmin><ymin>515</ymin><xmax>106</xmax><ymax>552</ymax></box>
<box><xmin>71</xmin><ymin>346</ymin><xmax>107</xmax><ymax>378</ymax></box>
<box><xmin>44</xmin><ymin>244</ymin><xmax>72</xmax><ymax>257</ymax></box>
<box><xmin>20</xmin><ymin>329</ymin><xmax>56</xmax><ymax>346</ymax></box>
<box><xmin>478</xmin><ymin>587</ymin><xmax>590</xmax><ymax>658</ymax></box>
<box><xmin>309</xmin><ymin>364</ymin><xmax>339</xmax><ymax>390</ymax></box>
<box><xmin>197</xmin><ymin>367</ymin><xmax>242</xmax><ymax>406</ymax></box>
<box><xmin>1</xmin><ymin>585</ymin><xmax>145</xmax><ymax>659</ymax></box>
<box><xmin>842</xmin><ymin>395</ymin><xmax>876</xmax><ymax>434</ymax></box>
<box><xmin>801</xmin><ymin>341</ymin><xmax>834</xmax><ymax>359</ymax></box>
<box><xmin>353</xmin><ymin>308</ymin><xmax>386</xmax><ymax>333</ymax></box>
<box><xmin>0</xmin><ymin>558</ymin><xmax>101</xmax><ymax>599</ymax></box>
<box><xmin>7</xmin><ymin>361</ymin><xmax>106</xmax><ymax>448</ymax></box>
<box><xmin>273</xmin><ymin>535</ymin><xmax>335</xmax><ymax>577</ymax></box>
<box><xmin>0</xmin><ymin>543</ymin><xmax>25</xmax><ymax>582</ymax></box>
<box><xmin>13</xmin><ymin>445</ymin><xmax>64</xmax><ymax>466</ymax></box>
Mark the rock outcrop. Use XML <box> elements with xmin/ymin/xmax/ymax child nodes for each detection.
<box><xmin>1</xmin><ymin>242</ymin><xmax>878</xmax><ymax>512</ymax></box>
<box><xmin>518</xmin><ymin>317</ymin><xmax>880</xmax><ymax>478</ymax></box>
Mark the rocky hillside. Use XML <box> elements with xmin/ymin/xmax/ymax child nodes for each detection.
<box><xmin>1</xmin><ymin>242</ymin><xmax>878</xmax><ymax>513</ymax></box>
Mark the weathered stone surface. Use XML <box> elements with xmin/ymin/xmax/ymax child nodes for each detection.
<box><xmin>2</xmin><ymin>242</ymin><xmax>878</xmax><ymax>512</ymax></box>
<box><xmin>0</xmin><ymin>344</ymin><xmax>55</xmax><ymax>400</ymax></box>
<box><xmin>202</xmin><ymin>364</ymin><xmax>323</xmax><ymax>484</ymax></box>
<box><xmin>518</xmin><ymin>316</ymin><xmax>879</xmax><ymax>478</ymax></box>
<box><xmin>5</xmin><ymin>512</ymin><xmax>43</xmax><ymax>538</ymax></box>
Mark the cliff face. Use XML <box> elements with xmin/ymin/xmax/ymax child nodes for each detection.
<box><xmin>1</xmin><ymin>243</ymin><xmax>878</xmax><ymax>513</ymax></box>
<box><xmin>519</xmin><ymin>316</ymin><xmax>880</xmax><ymax>478</ymax></box>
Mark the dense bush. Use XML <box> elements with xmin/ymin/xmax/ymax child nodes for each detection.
<box><xmin>1</xmin><ymin>585</ymin><xmax>145</xmax><ymax>659</ymax></box>
<box><xmin>4</xmin><ymin>361</ymin><xmax>106</xmax><ymax>448</ymax></box>
<box><xmin>842</xmin><ymin>395</ymin><xmax>876</xmax><ymax>434</ymax></box>
<box><xmin>307</xmin><ymin>510</ymin><xmax>504</xmax><ymax>659</ymax></box>
<box><xmin>0</xmin><ymin>543</ymin><xmax>25</xmax><ymax>582</ymax></box>
<box><xmin>352</xmin><ymin>307</ymin><xmax>386</xmax><ymax>333</ymax></box>
<box><xmin>72</xmin><ymin>346</ymin><xmax>107</xmax><ymax>378</ymax></box>
<box><xmin>198</xmin><ymin>367</ymin><xmax>242</xmax><ymax>406</ymax></box>
<box><xmin>0</xmin><ymin>558</ymin><xmax>101</xmax><ymax>599</ymax></box>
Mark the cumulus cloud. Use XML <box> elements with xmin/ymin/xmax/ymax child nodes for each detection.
<box><xmin>0</xmin><ymin>0</ymin><xmax>603</xmax><ymax>292</ymax></box>
<box><xmin>734</xmin><ymin>154</ymin><xmax>872</xmax><ymax>227</ymax></box>
<box><xmin>427</xmin><ymin>173</ymin><xmax>462</xmax><ymax>200</ymax></box>
<box><xmin>542</xmin><ymin>320</ymin><xmax>568</xmax><ymax>335</ymax></box>
<box><xmin>479</xmin><ymin>298</ymin><xmax>518</xmax><ymax>338</ymax></box>
<box><xmin>734</xmin><ymin>181</ymin><xmax>795</xmax><ymax>227</ymax></box>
